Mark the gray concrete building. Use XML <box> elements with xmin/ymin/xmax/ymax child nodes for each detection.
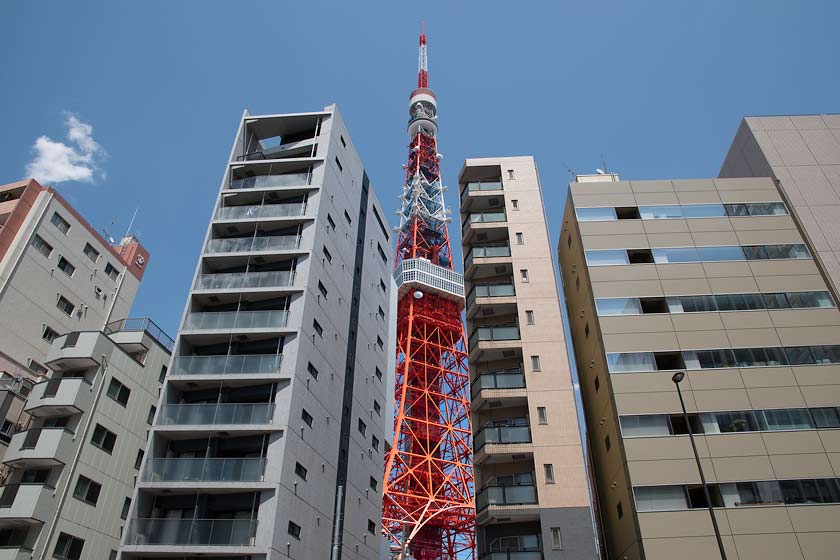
<box><xmin>119</xmin><ymin>105</ymin><xmax>395</xmax><ymax>560</ymax></box>
<box><xmin>720</xmin><ymin>114</ymin><xmax>840</xmax><ymax>297</ymax></box>
<box><xmin>459</xmin><ymin>156</ymin><xmax>597</xmax><ymax>559</ymax></box>
<box><xmin>559</xmin><ymin>172</ymin><xmax>840</xmax><ymax>560</ymax></box>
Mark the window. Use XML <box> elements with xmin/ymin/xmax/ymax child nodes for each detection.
<box><xmin>90</xmin><ymin>424</ymin><xmax>116</xmax><ymax>453</ymax></box>
<box><xmin>340</xmin><ymin>135</ymin><xmax>346</xmax><ymax>148</ymax></box>
<box><xmin>370</xmin><ymin>476</ymin><xmax>378</xmax><ymax>491</ymax></box>
<box><xmin>288</xmin><ymin>521</ymin><xmax>301</xmax><ymax>540</ymax></box>
<box><xmin>159</xmin><ymin>365</ymin><xmax>167</xmax><ymax>384</ymax></box>
<box><xmin>57</xmin><ymin>295</ymin><xmax>75</xmax><ymax>316</ymax></box>
<box><xmin>335</xmin><ymin>157</ymin><xmax>343</xmax><ymax>172</ymax></box>
<box><xmin>358</xmin><ymin>418</ymin><xmax>367</xmax><ymax>436</ymax></box>
<box><xmin>318</xmin><ymin>281</ymin><xmax>328</xmax><ymax>299</ymax></box>
<box><xmin>53</xmin><ymin>532</ymin><xmax>84</xmax><ymax>560</ymax></box>
<box><xmin>313</xmin><ymin>319</ymin><xmax>323</xmax><ymax>337</ymax></box>
<box><xmin>544</xmin><ymin>464</ymin><xmax>555</xmax><ymax>484</ymax></box>
<box><xmin>576</xmin><ymin>207</ymin><xmax>618</xmax><ymax>222</ymax></box>
<box><xmin>106</xmin><ymin>378</ymin><xmax>131</xmax><ymax>406</ymax></box>
<box><xmin>377</xmin><ymin>336</ymin><xmax>384</xmax><ymax>350</ymax></box>
<box><xmin>520</xmin><ymin>269</ymin><xmax>529</xmax><ymax>282</ymax></box>
<box><xmin>307</xmin><ymin>362</ymin><xmax>319</xmax><ymax>380</ymax></box>
<box><xmin>31</xmin><ymin>235</ymin><xmax>53</xmax><ymax>258</ymax></box>
<box><xmin>607</xmin><ymin>352</ymin><xmax>655</xmax><ymax>373</ymax></box>
<box><xmin>605</xmin><ymin>434</ymin><xmax>611</xmax><ymax>451</ymax></box>
<box><xmin>51</xmin><ymin>212</ymin><xmax>71</xmax><ymax>235</ymax></box>
<box><xmin>575</xmin><ymin>276</ymin><xmax>580</xmax><ymax>290</ymax></box>
<box><xmin>109</xmin><ymin>551</ymin><xmax>117</xmax><ymax>560</ymax></box>
<box><xmin>379</xmin><ymin>279</ymin><xmax>387</xmax><ymax>292</ymax></box>
<box><xmin>634</xmin><ymin>486</ymin><xmax>687</xmax><ymax>512</ymax></box>
<box><xmin>327</xmin><ymin>214</ymin><xmax>336</xmax><ymax>230</ymax></box>
<box><xmin>373</xmin><ymin>400</ymin><xmax>382</xmax><ymax>415</ymax></box>
<box><xmin>537</xmin><ymin>407</ymin><xmax>548</xmax><ymax>425</ymax></box>
<box><xmin>551</xmin><ymin>527</ymin><xmax>563</xmax><ymax>549</ymax></box>
<box><xmin>104</xmin><ymin>262</ymin><xmax>119</xmax><ymax>281</ymax></box>
<box><xmin>83</xmin><ymin>243</ymin><xmax>100</xmax><ymax>262</ymax></box>
<box><xmin>42</xmin><ymin>325</ymin><xmax>59</xmax><ymax>343</ymax></box>
<box><xmin>595</xmin><ymin>298</ymin><xmax>641</xmax><ymax>315</ymax></box>
<box><xmin>378</xmin><ymin>306</ymin><xmax>385</xmax><ymax>320</ymax></box>
<box><xmin>507</xmin><ymin>169</ymin><xmax>515</xmax><ymax>180</ymax></box>
<box><xmin>375</xmin><ymin>367</ymin><xmax>383</xmax><ymax>381</ymax></box>
<box><xmin>530</xmin><ymin>355</ymin><xmax>541</xmax><ymax>372</ymax></box>
<box><xmin>368</xmin><ymin>519</ymin><xmax>377</xmax><ymax>535</ymax></box>
<box><xmin>377</xmin><ymin>243</ymin><xmax>387</xmax><ymax>263</ymax></box>
<box><xmin>147</xmin><ymin>405</ymin><xmax>156</xmax><ymax>425</ymax></box>
<box><xmin>121</xmin><ymin>497</ymin><xmax>131</xmax><ymax>520</ymax></box>
<box><xmin>511</xmin><ymin>199</ymin><xmax>519</xmax><ymax>210</ymax></box>
<box><xmin>323</xmin><ymin>245</ymin><xmax>333</xmax><ymax>263</ymax></box>
<box><xmin>594</xmin><ymin>376</ymin><xmax>600</xmax><ymax>392</ymax></box>
<box><xmin>301</xmin><ymin>408</ymin><xmax>313</xmax><ymax>427</ymax></box>
<box><xmin>372</xmin><ymin>434</ymin><xmax>380</xmax><ymax>451</ymax></box>
<box><xmin>295</xmin><ymin>462</ymin><xmax>308</xmax><ymax>480</ymax></box>
<box><xmin>616</xmin><ymin>501</ymin><xmax>624</xmax><ymax>519</ymax></box>
<box><xmin>28</xmin><ymin>360</ymin><xmax>48</xmax><ymax>375</ymax></box>
<box><xmin>515</xmin><ymin>232</ymin><xmax>524</xmax><ymax>245</ymax></box>
<box><xmin>344</xmin><ymin>210</ymin><xmax>352</xmax><ymax>225</ymax></box>
<box><xmin>525</xmin><ymin>310</ymin><xmax>535</xmax><ymax>325</ymax></box>
<box><xmin>134</xmin><ymin>449</ymin><xmax>144</xmax><ymax>470</ymax></box>
<box><xmin>585</xmin><ymin>323</ymin><xmax>591</xmax><ymax>338</ymax></box>
<box><xmin>585</xmin><ymin>249</ymin><xmax>629</xmax><ymax>266</ymax></box>
<box><xmin>57</xmin><ymin>257</ymin><xmax>75</xmax><ymax>277</ymax></box>
<box><xmin>72</xmin><ymin>475</ymin><xmax>101</xmax><ymax>505</ymax></box>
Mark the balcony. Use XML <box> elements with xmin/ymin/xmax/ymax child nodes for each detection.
<box><xmin>471</xmin><ymin>370</ymin><xmax>527</xmax><ymax>410</ymax></box>
<box><xmin>194</xmin><ymin>270</ymin><xmax>295</xmax><ymax>291</ymax></box>
<box><xmin>205</xmin><ymin>235</ymin><xmax>301</xmax><ymax>255</ymax></box>
<box><xmin>470</xmin><ymin>326</ymin><xmax>521</xmax><ymax>348</ymax></box>
<box><xmin>465</xmin><ymin>181</ymin><xmax>503</xmax><ymax>193</ymax></box>
<box><xmin>476</xmin><ymin>484</ymin><xmax>538</xmax><ymax>512</ymax></box>
<box><xmin>474</xmin><ymin>420</ymin><xmax>533</xmax><ymax>465</ymax></box>
<box><xmin>142</xmin><ymin>458</ymin><xmax>267</xmax><ymax>484</ymax></box>
<box><xmin>467</xmin><ymin>284</ymin><xmax>516</xmax><ymax>318</ymax></box>
<box><xmin>183</xmin><ymin>310</ymin><xmax>289</xmax><ymax>332</ymax></box>
<box><xmin>24</xmin><ymin>377</ymin><xmax>93</xmax><ymax>417</ymax></box>
<box><xmin>480</xmin><ymin>551</ymin><xmax>543</xmax><ymax>560</ymax></box>
<box><xmin>3</xmin><ymin>428</ymin><xmax>75</xmax><ymax>468</ymax></box>
<box><xmin>215</xmin><ymin>202</ymin><xmax>307</xmax><ymax>221</ymax></box>
<box><xmin>0</xmin><ymin>483</ymin><xmax>55</xmax><ymax>526</ymax></box>
<box><xmin>158</xmin><ymin>403</ymin><xmax>275</xmax><ymax>426</ymax></box>
<box><xmin>465</xmin><ymin>245</ymin><xmax>512</xmax><ymax>267</ymax></box>
<box><xmin>170</xmin><ymin>354</ymin><xmax>282</xmax><ymax>377</ymax></box>
<box><xmin>463</xmin><ymin>211</ymin><xmax>507</xmax><ymax>237</ymax></box>
<box><xmin>393</xmin><ymin>258</ymin><xmax>465</xmax><ymax>304</ymax></box>
<box><xmin>0</xmin><ymin>548</ymin><xmax>34</xmax><ymax>560</ymax></box>
<box><xmin>104</xmin><ymin>318</ymin><xmax>175</xmax><ymax>352</ymax></box>
<box><xmin>229</xmin><ymin>170</ymin><xmax>311</xmax><ymax>191</ymax></box>
<box><xmin>125</xmin><ymin>518</ymin><xmax>258</xmax><ymax>547</ymax></box>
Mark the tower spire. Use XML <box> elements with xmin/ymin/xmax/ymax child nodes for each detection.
<box><xmin>418</xmin><ymin>21</ymin><xmax>428</xmax><ymax>88</ymax></box>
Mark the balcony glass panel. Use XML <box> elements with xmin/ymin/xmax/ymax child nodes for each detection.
<box><xmin>104</xmin><ymin>318</ymin><xmax>174</xmax><ymax>351</ymax></box>
<box><xmin>215</xmin><ymin>203</ymin><xmax>307</xmax><ymax>220</ymax></box>
<box><xmin>474</xmin><ymin>423</ymin><xmax>531</xmax><ymax>450</ymax></box>
<box><xmin>475</xmin><ymin>284</ymin><xmax>515</xmax><ymax>298</ymax></box>
<box><xmin>471</xmin><ymin>370</ymin><xmax>525</xmax><ymax>398</ymax></box>
<box><xmin>472</xmin><ymin>326</ymin><xmax>521</xmax><ymax>344</ymax></box>
<box><xmin>195</xmin><ymin>270</ymin><xmax>295</xmax><ymax>290</ymax></box>
<box><xmin>159</xmin><ymin>403</ymin><xmax>275</xmax><ymax>425</ymax></box>
<box><xmin>171</xmin><ymin>354</ymin><xmax>282</xmax><ymax>376</ymax></box>
<box><xmin>126</xmin><ymin>518</ymin><xmax>257</xmax><ymax>546</ymax></box>
<box><xmin>480</xmin><ymin>551</ymin><xmax>543</xmax><ymax>560</ymax></box>
<box><xmin>466</xmin><ymin>181</ymin><xmax>503</xmax><ymax>192</ymax></box>
<box><xmin>229</xmin><ymin>172</ymin><xmax>309</xmax><ymax>190</ymax></box>
<box><xmin>469</xmin><ymin>211</ymin><xmax>507</xmax><ymax>224</ymax></box>
<box><xmin>184</xmin><ymin>310</ymin><xmax>289</xmax><ymax>331</ymax></box>
<box><xmin>476</xmin><ymin>485</ymin><xmax>537</xmax><ymax>510</ymax></box>
<box><xmin>206</xmin><ymin>235</ymin><xmax>300</xmax><ymax>254</ymax></box>
<box><xmin>142</xmin><ymin>458</ymin><xmax>266</xmax><ymax>482</ymax></box>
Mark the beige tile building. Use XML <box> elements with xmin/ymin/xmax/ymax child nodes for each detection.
<box><xmin>558</xmin><ymin>173</ymin><xmax>840</xmax><ymax>560</ymax></box>
<box><xmin>459</xmin><ymin>156</ymin><xmax>596</xmax><ymax>559</ymax></box>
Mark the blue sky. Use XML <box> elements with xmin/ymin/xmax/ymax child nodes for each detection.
<box><xmin>1</xmin><ymin>0</ymin><xmax>838</xmax><ymax>337</ymax></box>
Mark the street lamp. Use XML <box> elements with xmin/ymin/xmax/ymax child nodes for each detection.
<box><xmin>671</xmin><ymin>371</ymin><xmax>728</xmax><ymax>560</ymax></box>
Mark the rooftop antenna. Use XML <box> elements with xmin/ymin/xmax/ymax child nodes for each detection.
<box><xmin>601</xmin><ymin>154</ymin><xmax>609</xmax><ymax>174</ymax></box>
<box><xmin>562</xmin><ymin>161</ymin><xmax>577</xmax><ymax>180</ymax></box>
<box><xmin>101</xmin><ymin>217</ymin><xmax>118</xmax><ymax>245</ymax></box>
<box><xmin>123</xmin><ymin>208</ymin><xmax>139</xmax><ymax>240</ymax></box>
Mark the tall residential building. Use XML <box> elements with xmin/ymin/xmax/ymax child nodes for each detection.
<box><xmin>0</xmin><ymin>318</ymin><xmax>172</xmax><ymax>560</ymax></box>
<box><xmin>559</xmin><ymin>173</ymin><xmax>840</xmax><ymax>560</ymax></box>
<box><xmin>459</xmin><ymin>156</ymin><xmax>596</xmax><ymax>559</ymax></box>
<box><xmin>119</xmin><ymin>105</ymin><xmax>395</xmax><ymax>560</ymax></box>
<box><xmin>720</xmin><ymin>114</ymin><xmax>840</xmax><ymax>296</ymax></box>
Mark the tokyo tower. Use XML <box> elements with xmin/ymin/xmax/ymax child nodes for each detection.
<box><xmin>383</xmin><ymin>24</ymin><xmax>476</xmax><ymax>560</ymax></box>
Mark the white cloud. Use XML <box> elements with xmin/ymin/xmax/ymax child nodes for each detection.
<box><xmin>25</xmin><ymin>114</ymin><xmax>104</xmax><ymax>184</ymax></box>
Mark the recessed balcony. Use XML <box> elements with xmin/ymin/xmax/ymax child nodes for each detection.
<box><xmin>471</xmin><ymin>369</ymin><xmax>527</xmax><ymax>410</ymax></box>
<box><xmin>463</xmin><ymin>211</ymin><xmax>508</xmax><ymax>239</ymax></box>
<box><xmin>0</xmin><ymin>483</ymin><xmax>55</xmax><ymax>526</ymax></box>
<box><xmin>124</xmin><ymin>517</ymin><xmax>258</xmax><ymax>547</ymax></box>
<box><xmin>467</xmin><ymin>283</ymin><xmax>516</xmax><ymax>319</ymax></box>
<box><xmin>141</xmin><ymin>458</ymin><xmax>267</xmax><ymax>485</ymax></box>
<box><xmin>194</xmin><ymin>270</ymin><xmax>295</xmax><ymax>292</ymax></box>
<box><xmin>215</xmin><ymin>202</ymin><xmax>308</xmax><ymax>222</ymax></box>
<box><xmin>474</xmin><ymin>420</ymin><xmax>533</xmax><ymax>465</ymax></box>
<box><xmin>170</xmin><ymin>354</ymin><xmax>283</xmax><ymax>378</ymax></box>
<box><xmin>24</xmin><ymin>377</ymin><xmax>93</xmax><ymax>417</ymax></box>
<box><xmin>158</xmin><ymin>403</ymin><xmax>275</xmax><ymax>426</ymax></box>
<box><xmin>228</xmin><ymin>163</ymin><xmax>312</xmax><ymax>192</ymax></box>
<box><xmin>205</xmin><ymin>235</ymin><xmax>301</xmax><ymax>255</ymax></box>
<box><xmin>476</xmin><ymin>484</ymin><xmax>539</xmax><ymax>525</ymax></box>
<box><xmin>460</xmin><ymin>181</ymin><xmax>504</xmax><ymax>212</ymax></box>
<box><xmin>3</xmin><ymin>428</ymin><xmax>75</xmax><ymax>468</ymax></box>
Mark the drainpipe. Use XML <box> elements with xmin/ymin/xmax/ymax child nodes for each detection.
<box><xmin>36</xmin><ymin>355</ymin><xmax>110</xmax><ymax>560</ymax></box>
<box><xmin>330</xmin><ymin>485</ymin><xmax>344</xmax><ymax>560</ymax></box>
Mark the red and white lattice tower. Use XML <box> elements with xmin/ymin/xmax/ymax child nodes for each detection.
<box><xmin>382</xmin><ymin>24</ymin><xmax>476</xmax><ymax>560</ymax></box>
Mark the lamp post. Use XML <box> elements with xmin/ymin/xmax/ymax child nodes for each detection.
<box><xmin>671</xmin><ymin>371</ymin><xmax>728</xmax><ymax>560</ymax></box>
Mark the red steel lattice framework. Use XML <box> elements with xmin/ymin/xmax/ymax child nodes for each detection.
<box><xmin>382</xmin><ymin>25</ymin><xmax>476</xmax><ymax>560</ymax></box>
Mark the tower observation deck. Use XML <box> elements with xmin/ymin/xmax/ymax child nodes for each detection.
<box><xmin>382</xmin><ymin>25</ymin><xmax>476</xmax><ymax>560</ymax></box>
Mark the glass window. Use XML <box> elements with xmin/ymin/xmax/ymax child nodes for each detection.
<box><xmin>620</xmin><ymin>415</ymin><xmax>671</xmax><ymax>437</ymax></box>
<box><xmin>576</xmin><ymin>207</ymin><xmax>617</xmax><ymax>222</ymax></box>
<box><xmin>596</xmin><ymin>298</ymin><xmax>642</xmax><ymax>316</ymax></box>
<box><xmin>786</xmin><ymin>291</ymin><xmax>834</xmax><ymax>308</ymax></box>
<box><xmin>754</xmin><ymin>244</ymin><xmax>810</xmax><ymax>260</ymax></box>
<box><xmin>50</xmin><ymin>213</ymin><xmax>71</xmax><ymax>235</ymax></box>
<box><xmin>639</xmin><ymin>206</ymin><xmax>682</xmax><ymax>220</ymax></box>
<box><xmin>810</xmin><ymin>345</ymin><xmax>840</xmax><ymax>365</ymax></box>
<box><xmin>681</xmin><ymin>204</ymin><xmax>726</xmax><ymax>218</ymax></box>
<box><xmin>763</xmin><ymin>409</ymin><xmax>814</xmax><ymax>431</ymax></box>
<box><xmin>715</xmin><ymin>293</ymin><xmax>766</xmax><ymax>311</ymax></box>
<box><xmin>652</xmin><ymin>247</ymin><xmax>699</xmax><ymax>263</ymax></box>
<box><xmin>762</xmin><ymin>292</ymin><xmax>790</xmax><ymax>309</ymax></box>
<box><xmin>683</xmin><ymin>349</ymin><xmax>736</xmax><ymax>370</ymax></box>
<box><xmin>83</xmin><ymin>243</ymin><xmax>100</xmax><ymax>262</ymax></box>
<box><xmin>585</xmin><ymin>250</ymin><xmax>629</xmax><ymax>266</ymax></box>
<box><xmin>31</xmin><ymin>235</ymin><xmax>53</xmax><ymax>258</ymax></box>
<box><xmin>812</xmin><ymin>407</ymin><xmax>840</xmax><ymax>429</ymax></box>
<box><xmin>667</xmin><ymin>295</ymin><xmax>717</xmax><ymax>313</ymax></box>
<box><xmin>747</xmin><ymin>202</ymin><xmax>788</xmax><ymax>216</ymax></box>
<box><xmin>785</xmin><ymin>346</ymin><xmax>815</xmax><ymax>366</ymax></box>
<box><xmin>696</xmin><ymin>245</ymin><xmax>745</xmax><ymax>261</ymax></box>
<box><xmin>607</xmin><ymin>352</ymin><xmax>656</xmax><ymax>373</ymax></box>
<box><xmin>724</xmin><ymin>203</ymin><xmax>750</xmax><ymax>217</ymax></box>
<box><xmin>705</xmin><ymin>411</ymin><xmax>763</xmax><ymax>433</ymax></box>
<box><xmin>743</xmin><ymin>245</ymin><xmax>769</xmax><ymax>260</ymax></box>
<box><xmin>733</xmin><ymin>347</ymin><xmax>788</xmax><ymax>368</ymax></box>
<box><xmin>634</xmin><ymin>486</ymin><xmax>688</xmax><ymax>512</ymax></box>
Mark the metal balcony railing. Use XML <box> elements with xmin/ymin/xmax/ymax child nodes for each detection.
<box><xmin>465</xmin><ymin>245</ymin><xmax>512</xmax><ymax>267</ymax></box>
<box><xmin>104</xmin><ymin>318</ymin><xmax>175</xmax><ymax>351</ymax></box>
<box><xmin>194</xmin><ymin>270</ymin><xmax>295</xmax><ymax>291</ymax></box>
<box><xmin>183</xmin><ymin>310</ymin><xmax>289</xmax><ymax>331</ymax></box>
<box><xmin>469</xmin><ymin>326</ymin><xmax>521</xmax><ymax>348</ymax></box>
<box><xmin>471</xmin><ymin>369</ymin><xmax>525</xmax><ymax>398</ymax></box>
<box><xmin>215</xmin><ymin>202</ymin><xmax>307</xmax><ymax>221</ymax></box>
<box><xmin>205</xmin><ymin>235</ymin><xmax>301</xmax><ymax>254</ymax></box>
<box><xmin>142</xmin><ymin>457</ymin><xmax>266</xmax><ymax>483</ymax></box>
<box><xmin>468</xmin><ymin>211</ymin><xmax>507</xmax><ymax>225</ymax></box>
<box><xmin>474</xmin><ymin>421</ymin><xmax>531</xmax><ymax>451</ymax></box>
<box><xmin>466</xmin><ymin>181</ymin><xmax>503</xmax><ymax>192</ymax></box>
<box><xmin>170</xmin><ymin>354</ymin><xmax>282</xmax><ymax>376</ymax></box>
<box><xmin>126</xmin><ymin>518</ymin><xmax>258</xmax><ymax>546</ymax></box>
<box><xmin>229</xmin><ymin>171</ymin><xmax>310</xmax><ymax>191</ymax></box>
<box><xmin>158</xmin><ymin>403</ymin><xmax>275</xmax><ymax>426</ymax></box>
<box><xmin>467</xmin><ymin>283</ymin><xmax>516</xmax><ymax>307</ymax></box>
<box><xmin>476</xmin><ymin>484</ymin><xmax>538</xmax><ymax>511</ymax></box>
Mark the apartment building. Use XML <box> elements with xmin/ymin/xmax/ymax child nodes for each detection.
<box><xmin>459</xmin><ymin>156</ymin><xmax>596</xmax><ymax>559</ymax></box>
<box><xmin>559</xmin><ymin>174</ymin><xmax>840</xmax><ymax>560</ymax></box>
<box><xmin>119</xmin><ymin>105</ymin><xmax>394</xmax><ymax>560</ymax></box>
<box><xmin>0</xmin><ymin>318</ymin><xmax>171</xmax><ymax>560</ymax></box>
<box><xmin>720</xmin><ymin>114</ymin><xmax>840</xmax><ymax>297</ymax></box>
